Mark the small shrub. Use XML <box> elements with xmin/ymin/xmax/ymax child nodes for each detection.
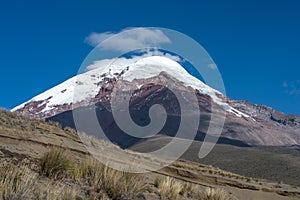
<box><xmin>40</xmin><ymin>148</ymin><xmax>74</xmax><ymax>179</ymax></box>
<box><xmin>246</xmin><ymin>178</ymin><xmax>252</xmax><ymax>182</ymax></box>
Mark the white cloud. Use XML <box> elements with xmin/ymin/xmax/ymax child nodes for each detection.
<box><xmin>283</xmin><ymin>80</ymin><xmax>300</xmax><ymax>95</ymax></box>
<box><xmin>208</xmin><ymin>63</ymin><xmax>217</xmax><ymax>70</ymax></box>
<box><xmin>289</xmin><ymin>89</ymin><xmax>300</xmax><ymax>95</ymax></box>
<box><xmin>86</xmin><ymin>49</ymin><xmax>183</xmax><ymax>71</ymax></box>
<box><xmin>84</xmin><ymin>32</ymin><xmax>115</xmax><ymax>47</ymax></box>
<box><xmin>86</xmin><ymin>58</ymin><xmax>115</xmax><ymax>71</ymax></box>
<box><xmin>86</xmin><ymin>57</ymin><xmax>139</xmax><ymax>71</ymax></box>
<box><xmin>85</xmin><ymin>27</ymin><xmax>171</xmax><ymax>52</ymax></box>
<box><xmin>141</xmin><ymin>49</ymin><xmax>182</xmax><ymax>62</ymax></box>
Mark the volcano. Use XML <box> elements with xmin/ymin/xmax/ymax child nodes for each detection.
<box><xmin>12</xmin><ymin>56</ymin><xmax>300</xmax><ymax>148</ymax></box>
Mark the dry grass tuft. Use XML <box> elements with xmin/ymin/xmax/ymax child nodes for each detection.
<box><xmin>0</xmin><ymin>163</ymin><xmax>36</xmax><ymax>199</ymax></box>
<box><xmin>0</xmin><ymin>161</ymin><xmax>81</xmax><ymax>200</ymax></box>
<box><xmin>155</xmin><ymin>176</ymin><xmax>182</xmax><ymax>200</ymax></box>
<box><xmin>74</xmin><ymin>157</ymin><xmax>146</xmax><ymax>199</ymax></box>
<box><xmin>180</xmin><ymin>182</ymin><xmax>198</xmax><ymax>198</ymax></box>
<box><xmin>38</xmin><ymin>148</ymin><xmax>147</xmax><ymax>199</ymax></box>
<box><xmin>40</xmin><ymin>147</ymin><xmax>74</xmax><ymax>179</ymax></box>
<box><xmin>102</xmin><ymin>164</ymin><xmax>146</xmax><ymax>199</ymax></box>
<box><xmin>197</xmin><ymin>187</ymin><xmax>235</xmax><ymax>200</ymax></box>
<box><xmin>33</xmin><ymin>181</ymin><xmax>80</xmax><ymax>200</ymax></box>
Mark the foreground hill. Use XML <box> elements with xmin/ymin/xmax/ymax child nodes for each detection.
<box><xmin>0</xmin><ymin>109</ymin><xmax>300</xmax><ymax>199</ymax></box>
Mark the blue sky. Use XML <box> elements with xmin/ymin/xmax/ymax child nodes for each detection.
<box><xmin>1</xmin><ymin>0</ymin><xmax>300</xmax><ymax>115</ymax></box>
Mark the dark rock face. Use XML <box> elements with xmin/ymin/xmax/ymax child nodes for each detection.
<box><xmin>46</xmin><ymin>74</ymin><xmax>215</xmax><ymax>148</ymax></box>
<box><xmin>14</xmin><ymin>73</ymin><xmax>300</xmax><ymax>147</ymax></box>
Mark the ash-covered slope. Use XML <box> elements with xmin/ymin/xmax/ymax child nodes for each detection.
<box><xmin>12</xmin><ymin>56</ymin><xmax>300</xmax><ymax>147</ymax></box>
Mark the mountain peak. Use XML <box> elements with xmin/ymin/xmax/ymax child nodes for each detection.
<box><xmin>11</xmin><ymin>56</ymin><xmax>300</xmax><ymax>147</ymax></box>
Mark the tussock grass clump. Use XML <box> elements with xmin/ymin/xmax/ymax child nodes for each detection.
<box><xmin>155</xmin><ymin>176</ymin><xmax>182</xmax><ymax>200</ymax></box>
<box><xmin>39</xmin><ymin>149</ymin><xmax>147</xmax><ymax>199</ymax></box>
<box><xmin>72</xmin><ymin>157</ymin><xmax>104</xmax><ymax>186</ymax></box>
<box><xmin>32</xmin><ymin>181</ymin><xmax>80</xmax><ymax>200</ymax></box>
<box><xmin>0</xmin><ymin>163</ymin><xmax>36</xmax><ymax>199</ymax></box>
<box><xmin>101</xmin><ymin>164</ymin><xmax>146</xmax><ymax>199</ymax></box>
<box><xmin>180</xmin><ymin>182</ymin><xmax>198</xmax><ymax>198</ymax></box>
<box><xmin>74</xmin><ymin>157</ymin><xmax>146</xmax><ymax>199</ymax></box>
<box><xmin>0</xmin><ymin>160</ymin><xmax>82</xmax><ymax>200</ymax></box>
<box><xmin>56</xmin><ymin>186</ymin><xmax>79</xmax><ymax>200</ymax></box>
<box><xmin>40</xmin><ymin>147</ymin><xmax>74</xmax><ymax>179</ymax></box>
<box><xmin>197</xmin><ymin>187</ymin><xmax>235</xmax><ymax>200</ymax></box>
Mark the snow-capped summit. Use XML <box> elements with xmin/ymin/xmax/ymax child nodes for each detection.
<box><xmin>12</xmin><ymin>56</ymin><xmax>247</xmax><ymax>118</ymax></box>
